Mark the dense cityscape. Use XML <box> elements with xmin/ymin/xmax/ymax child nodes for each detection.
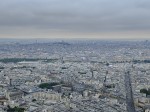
<box><xmin>0</xmin><ymin>40</ymin><xmax>150</xmax><ymax>112</ymax></box>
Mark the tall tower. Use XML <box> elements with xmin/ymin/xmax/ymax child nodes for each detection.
<box><xmin>61</xmin><ymin>56</ymin><xmax>64</xmax><ymax>64</ymax></box>
<box><xmin>10</xmin><ymin>79</ymin><xmax>12</xmax><ymax>87</ymax></box>
<box><xmin>104</xmin><ymin>71</ymin><xmax>108</xmax><ymax>83</ymax></box>
<box><xmin>90</xmin><ymin>68</ymin><xmax>94</xmax><ymax>78</ymax></box>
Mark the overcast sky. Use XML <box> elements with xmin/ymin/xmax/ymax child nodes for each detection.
<box><xmin>0</xmin><ymin>0</ymin><xmax>150</xmax><ymax>39</ymax></box>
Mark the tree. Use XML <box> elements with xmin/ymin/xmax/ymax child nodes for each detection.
<box><xmin>32</xmin><ymin>99</ymin><xmax>36</xmax><ymax>102</ymax></box>
<box><xmin>7</xmin><ymin>106</ymin><xmax>25</xmax><ymax>112</ymax></box>
<box><xmin>140</xmin><ymin>88</ymin><xmax>147</xmax><ymax>94</ymax></box>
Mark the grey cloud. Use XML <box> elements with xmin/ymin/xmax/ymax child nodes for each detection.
<box><xmin>0</xmin><ymin>0</ymin><xmax>150</xmax><ymax>35</ymax></box>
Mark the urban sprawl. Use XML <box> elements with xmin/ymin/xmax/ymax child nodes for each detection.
<box><xmin>0</xmin><ymin>40</ymin><xmax>150</xmax><ymax>112</ymax></box>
